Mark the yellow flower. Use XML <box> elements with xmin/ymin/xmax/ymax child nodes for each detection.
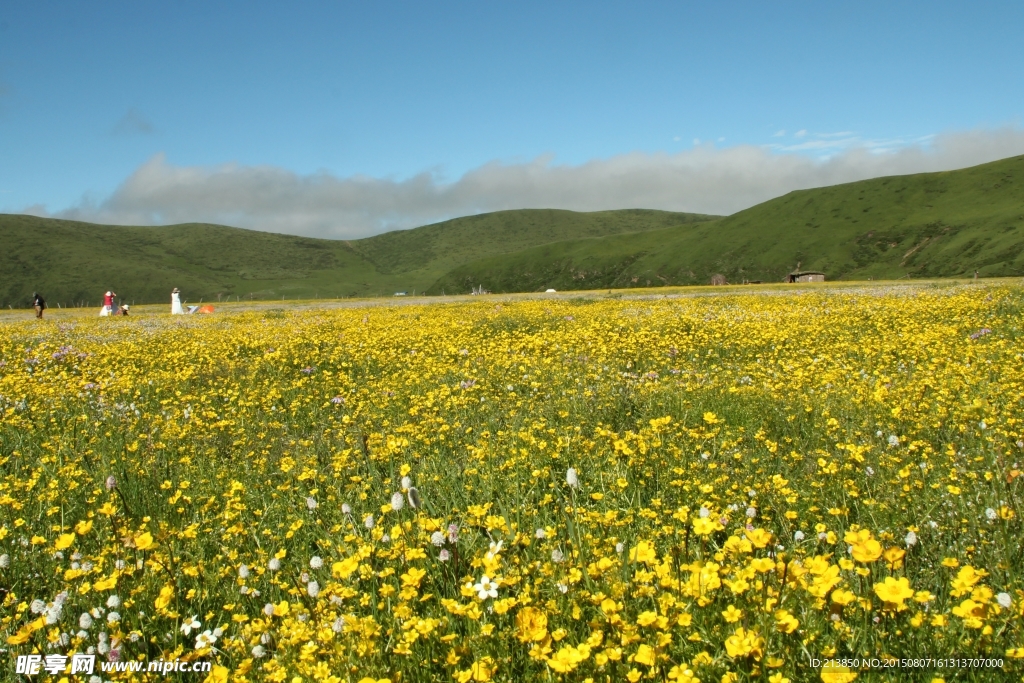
<box><xmin>743</xmin><ymin>528</ymin><xmax>772</xmax><ymax>548</ymax></box>
<box><xmin>820</xmin><ymin>662</ymin><xmax>858</xmax><ymax>682</ymax></box>
<box><xmin>667</xmin><ymin>664</ymin><xmax>698</xmax><ymax>681</ymax></box>
<box><xmin>721</xmin><ymin>605</ymin><xmax>743</xmax><ymax>623</ymax></box>
<box><xmin>844</xmin><ymin>530</ymin><xmax>881</xmax><ymax>563</ymax></box>
<box><xmin>154</xmin><ymin>584</ymin><xmax>174</xmax><ymax>610</ymax></box>
<box><xmin>203</xmin><ymin>665</ymin><xmax>230</xmax><ymax>683</ymax></box>
<box><xmin>630</xmin><ymin>540</ymin><xmax>657</xmax><ymax>564</ymax></box>
<box><xmin>134</xmin><ymin>531</ymin><xmax>155</xmax><ymax>551</ymax></box>
<box><xmin>774</xmin><ymin>609</ymin><xmax>799</xmax><ymax>634</ymax></box>
<box><xmin>548</xmin><ymin>645</ymin><xmax>587</xmax><ymax>673</ymax></box>
<box><xmin>634</xmin><ymin>644</ymin><xmax>656</xmax><ymax>667</ymax></box>
<box><xmin>873</xmin><ymin>576</ymin><xmax>914</xmax><ymax>610</ymax></box>
<box><xmin>515</xmin><ymin>607</ymin><xmax>548</xmax><ymax>642</ymax></box>
<box><xmin>882</xmin><ymin>546</ymin><xmax>905</xmax><ymax>569</ymax></box>
<box><xmin>950</xmin><ymin>566</ymin><xmax>986</xmax><ymax>597</ymax></box>
<box><xmin>692</xmin><ymin>516</ymin><xmax>720</xmax><ymax>536</ymax></box>
<box><xmin>636</xmin><ymin>610</ymin><xmax>658</xmax><ymax>627</ymax></box>
<box><xmin>54</xmin><ymin>532</ymin><xmax>76</xmax><ymax>550</ymax></box>
<box><xmin>724</xmin><ymin>627</ymin><xmax>764</xmax><ymax>660</ymax></box>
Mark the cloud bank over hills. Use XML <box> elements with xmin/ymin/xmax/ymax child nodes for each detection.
<box><xmin>25</xmin><ymin>127</ymin><xmax>1024</xmax><ymax>239</ymax></box>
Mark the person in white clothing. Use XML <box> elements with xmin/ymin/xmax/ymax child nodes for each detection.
<box><xmin>171</xmin><ymin>288</ymin><xmax>184</xmax><ymax>315</ymax></box>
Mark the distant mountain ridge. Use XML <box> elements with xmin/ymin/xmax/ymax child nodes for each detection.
<box><xmin>3</xmin><ymin>155</ymin><xmax>1023</xmax><ymax>307</ymax></box>
<box><xmin>0</xmin><ymin>209</ymin><xmax>715</xmax><ymax>307</ymax></box>
<box><xmin>430</xmin><ymin>154</ymin><xmax>1024</xmax><ymax>292</ymax></box>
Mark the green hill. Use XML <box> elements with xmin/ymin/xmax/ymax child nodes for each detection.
<box><xmin>0</xmin><ymin>209</ymin><xmax>715</xmax><ymax>307</ymax></box>
<box><xmin>430</xmin><ymin>154</ymin><xmax>1024</xmax><ymax>293</ymax></box>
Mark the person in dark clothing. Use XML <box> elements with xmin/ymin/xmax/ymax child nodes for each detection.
<box><xmin>33</xmin><ymin>293</ymin><xmax>46</xmax><ymax>319</ymax></box>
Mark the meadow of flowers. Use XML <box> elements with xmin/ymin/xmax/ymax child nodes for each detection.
<box><xmin>1</xmin><ymin>283</ymin><xmax>1022</xmax><ymax>682</ymax></box>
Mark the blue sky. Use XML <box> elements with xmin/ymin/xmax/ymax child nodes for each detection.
<box><xmin>2</xmin><ymin>1</ymin><xmax>1023</xmax><ymax>237</ymax></box>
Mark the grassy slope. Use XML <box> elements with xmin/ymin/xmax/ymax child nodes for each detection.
<box><xmin>430</xmin><ymin>155</ymin><xmax>1024</xmax><ymax>293</ymax></box>
<box><xmin>0</xmin><ymin>209</ymin><xmax>715</xmax><ymax>307</ymax></box>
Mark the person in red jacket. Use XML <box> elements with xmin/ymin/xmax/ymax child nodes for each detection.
<box><xmin>100</xmin><ymin>291</ymin><xmax>117</xmax><ymax>317</ymax></box>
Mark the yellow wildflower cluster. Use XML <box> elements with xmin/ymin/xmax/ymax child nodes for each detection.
<box><xmin>0</xmin><ymin>284</ymin><xmax>1022</xmax><ymax>681</ymax></box>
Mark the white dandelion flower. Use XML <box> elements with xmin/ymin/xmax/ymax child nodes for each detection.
<box><xmin>566</xmin><ymin>467</ymin><xmax>579</xmax><ymax>489</ymax></box>
<box><xmin>401</xmin><ymin>475</ymin><xmax>413</xmax><ymax>489</ymax></box>
<box><xmin>305</xmin><ymin>497</ymin><xmax>318</xmax><ymax>510</ymax></box>
<box><xmin>309</xmin><ymin>556</ymin><xmax>323</xmax><ymax>569</ymax></box>
<box><xmin>268</xmin><ymin>558</ymin><xmax>281</xmax><ymax>572</ymax></box>
<box><xmin>997</xmin><ymin>592</ymin><xmax>1012</xmax><ymax>608</ymax></box>
<box><xmin>79</xmin><ymin>613</ymin><xmax>93</xmax><ymax>629</ymax></box>
<box><xmin>251</xmin><ymin>645</ymin><xmax>266</xmax><ymax>658</ymax></box>
<box><xmin>307</xmin><ymin>581</ymin><xmax>320</xmax><ymax>598</ymax></box>
<box><xmin>431</xmin><ymin>531</ymin><xmax>445</xmax><ymax>547</ymax></box>
<box><xmin>364</xmin><ymin>514</ymin><xmax>375</xmax><ymax>530</ymax></box>
<box><xmin>238</xmin><ymin>564</ymin><xmax>250</xmax><ymax>579</ymax></box>
<box><xmin>390</xmin><ymin>492</ymin><xmax>405</xmax><ymax>511</ymax></box>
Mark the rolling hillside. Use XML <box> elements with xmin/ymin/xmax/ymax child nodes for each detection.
<box><xmin>430</xmin><ymin>154</ymin><xmax>1024</xmax><ymax>293</ymax></box>
<box><xmin>5</xmin><ymin>155</ymin><xmax>1024</xmax><ymax>306</ymax></box>
<box><xmin>0</xmin><ymin>209</ymin><xmax>714</xmax><ymax>307</ymax></box>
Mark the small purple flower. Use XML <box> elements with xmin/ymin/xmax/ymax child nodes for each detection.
<box><xmin>105</xmin><ymin>475</ymin><xmax>117</xmax><ymax>491</ymax></box>
<box><xmin>439</xmin><ymin>549</ymin><xmax>450</xmax><ymax>562</ymax></box>
<box><xmin>459</xmin><ymin>379</ymin><xmax>476</xmax><ymax>390</ymax></box>
<box><xmin>300</xmin><ymin>366</ymin><xmax>315</xmax><ymax>375</ymax></box>
<box><xmin>330</xmin><ymin>396</ymin><xmax>345</xmax><ymax>405</ymax></box>
<box><xmin>447</xmin><ymin>524</ymin><xmax>459</xmax><ymax>544</ymax></box>
<box><xmin>969</xmin><ymin>328</ymin><xmax>992</xmax><ymax>340</ymax></box>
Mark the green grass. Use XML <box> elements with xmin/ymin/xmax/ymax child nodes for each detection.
<box><xmin>430</xmin><ymin>154</ymin><xmax>1024</xmax><ymax>293</ymax></box>
<box><xmin>0</xmin><ymin>209</ymin><xmax>714</xmax><ymax>308</ymax></box>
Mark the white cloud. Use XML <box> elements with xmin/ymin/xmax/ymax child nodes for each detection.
<box><xmin>25</xmin><ymin>126</ymin><xmax>1024</xmax><ymax>239</ymax></box>
<box><xmin>794</xmin><ymin>129</ymin><xmax>808</xmax><ymax>138</ymax></box>
<box><xmin>772</xmin><ymin>129</ymin><xmax>786</xmax><ymax>137</ymax></box>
